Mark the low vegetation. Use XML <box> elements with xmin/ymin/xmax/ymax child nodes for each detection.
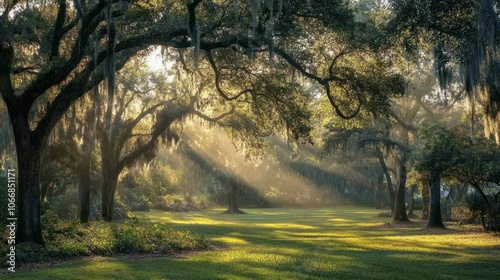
<box><xmin>0</xmin><ymin>210</ymin><xmax>208</xmax><ymax>266</ymax></box>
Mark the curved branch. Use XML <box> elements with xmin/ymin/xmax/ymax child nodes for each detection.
<box><xmin>274</xmin><ymin>47</ymin><xmax>324</xmax><ymax>84</ymax></box>
<box><xmin>32</xmin><ymin>51</ymin><xmax>135</xmax><ymax>152</ymax></box>
<box><xmin>22</xmin><ymin>0</ymin><xmax>128</xmax><ymax>109</ymax></box>
<box><xmin>117</xmin><ymin>103</ymin><xmax>191</xmax><ymax>172</ymax></box>
<box><xmin>50</xmin><ymin>0</ymin><xmax>67</xmax><ymax>60</ymax></box>
<box><xmin>193</xmin><ymin>105</ymin><xmax>235</xmax><ymax>122</ymax></box>
<box><xmin>206</xmin><ymin>50</ymin><xmax>255</xmax><ymax>101</ymax></box>
<box><xmin>187</xmin><ymin>0</ymin><xmax>203</xmax><ymax>32</ymax></box>
<box><xmin>114</xmin><ymin>99</ymin><xmax>174</xmax><ymax>156</ymax></box>
<box><xmin>324</xmin><ymin>84</ymin><xmax>361</xmax><ymax>120</ymax></box>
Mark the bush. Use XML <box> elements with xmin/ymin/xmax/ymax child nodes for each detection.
<box><xmin>0</xmin><ymin>213</ymin><xmax>209</xmax><ymax>267</ymax></box>
<box><xmin>154</xmin><ymin>194</ymin><xmax>210</xmax><ymax>212</ymax></box>
<box><xmin>47</xmin><ymin>189</ymin><xmax>78</xmax><ymax>220</ymax></box>
<box><xmin>120</xmin><ymin>187</ymin><xmax>151</xmax><ymax>211</ymax></box>
<box><xmin>88</xmin><ymin>195</ymin><xmax>128</xmax><ymax>220</ymax></box>
<box><xmin>453</xmin><ymin>193</ymin><xmax>500</xmax><ymax>231</ymax></box>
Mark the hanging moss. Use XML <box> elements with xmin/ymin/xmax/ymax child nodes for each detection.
<box><xmin>105</xmin><ymin>0</ymin><xmax>116</xmax><ymax>134</ymax></box>
<box><xmin>249</xmin><ymin>0</ymin><xmax>261</xmax><ymax>30</ymax></box>
<box><xmin>193</xmin><ymin>22</ymin><xmax>200</xmax><ymax>68</ymax></box>
<box><xmin>267</xmin><ymin>0</ymin><xmax>274</xmax><ymax>63</ymax></box>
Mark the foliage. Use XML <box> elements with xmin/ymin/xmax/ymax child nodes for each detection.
<box><xmin>453</xmin><ymin>192</ymin><xmax>500</xmax><ymax>231</ymax></box>
<box><xmin>412</xmin><ymin>123</ymin><xmax>462</xmax><ymax>178</ymax></box>
<box><xmin>1</xmin><ymin>210</ymin><xmax>208</xmax><ymax>265</ymax></box>
<box><xmin>155</xmin><ymin>194</ymin><xmax>211</xmax><ymax>212</ymax></box>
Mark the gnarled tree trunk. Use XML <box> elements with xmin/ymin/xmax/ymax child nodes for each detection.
<box><xmin>12</xmin><ymin>113</ymin><xmax>44</xmax><ymax>244</ymax></box>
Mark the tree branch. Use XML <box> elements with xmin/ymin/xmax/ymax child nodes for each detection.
<box><xmin>206</xmin><ymin>50</ymin><xmax>255</xmax><ymax>101</ymax></box>
<box><xmin>114</xmin><ymin>99</ymin><xmax>173</xmax><ymax>157</ymax></box>
<box><xmin>117</xmin><ymin>102</ymin><xmax>191</xmax><ymax>172</ymax></box>
<box><xmin>50</xmin><ymin>0</ymin><xmax>67</xmax><ymax>60</ymax></box>
<box><xmin>193</xmin><ymin>105</ymin><xmax>235</xmax><ymax>122</ymax></box>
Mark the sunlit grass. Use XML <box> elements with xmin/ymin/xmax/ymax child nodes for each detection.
<box><xmin>3</xmin><ymin>207</ymin><xmax>500</xmax><ymax>279</ymax></box>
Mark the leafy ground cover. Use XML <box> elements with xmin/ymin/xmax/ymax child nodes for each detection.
<box><xmin>3</xmin><ymin>207</ymin><xmax>500</xmax><ymax>279</ymax></box>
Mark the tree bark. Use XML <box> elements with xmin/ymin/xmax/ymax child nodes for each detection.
<box><xmin>12</xmin><ymin>113</ymin><xmax>44</xmax><ymax>244</ymax></box>
<box><xmin>427</xmin><ymin>173</ymin><xmax>445</xmax><ymax>228</ymax></box>
<box><xmin>420</xmin><ymin>184</ymin><xmax>430</xmax><ymax>219</ymax></box>
<box><xmin>393</xmin><ymin>154</ymin><xmax>410</xmax><ymax>222</ymax></box>
<box><xmin>375</xmin><ymin>173</ymin><xmax>384</xmax><ymax>209</ymax></box>
<box><xmin>407</xmin><ymin>184</ymin><xmax>417</xmax><ymax>217</ymax></box>
<box><xmin>224</xmin><ymin>182</ymin><xmax>245</xmax><ymax>214</ymax></box>
<box><xmin>376</xmin><ymin>150</ymin><xmax>395</xmax><ymax>212</ymax></box>
<box><xmin>78</xmin><ymin>112</ymin><xmax>94</xmax><ymax>223</ymax></box>
<box><xmin>77</xmin><ymin>160</ymin><xmax>91</xmax><ymax>223</ymax></box>
<box><xmin>101</xmin><ymin>173</ymin><xmax>118</xmax><ymax>221</ymax></box>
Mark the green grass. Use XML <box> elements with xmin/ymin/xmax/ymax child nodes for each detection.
<box><xmin>3</xmin><ymin>207</ymin><xmax>500</xmax><ymax>279</ymax></box>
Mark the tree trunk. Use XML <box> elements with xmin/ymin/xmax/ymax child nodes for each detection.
<box><xmin>420</xmin><ymin>184</ymin><xmax>430</xmax><ymax>219</ymax></box>
<box><xmin>77</xmin><ymin>161</ymin><xmax>91</xmax><ymax>223</ymax></box>
<box><xmin>224</xmin><ymin>182</ymin><xmax>245</xmax><ymax>214</ymax></box>
<box><xmin>427</xmin><ymin>173</ymin><xmax>445</xmax><ymax>228</ymax></box>
<box><xmin>101</xmin><ymin>170</ymin><xmax>118</xmax><ymax>221</ymax></box>
<box><xmin>78</xmin><ymin>116</ymin><xmax>94</xmax><ymax>223</ymax></box>
<box><xmin>12</xmin><ymin>113</ymin><xmax>44</xmax><ymax>244</ymax></box>
<box><xmin>407</xmin><ymin>184</ymin><xmax>417</xmax><ymax>217</ymax></box>
<box><xmin>377</xmin><ymin>150</ymin><xmax>395</xmax><ymax>212</ymax></box>
<box><xmin>375</xmin><ymin>173</ymin><xmax>384</xmax><ymax>209</ymax></box>
<box><xmin>393</xmin><ymin>154</ymin><xmax>410</xmax><ymax>222</ymax></box>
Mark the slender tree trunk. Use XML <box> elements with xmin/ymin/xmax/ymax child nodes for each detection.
<box><xmin>407</xmin><ymin>184</ymin><xmax>417</xmax><ymax>217</ymax></box>
<box><xmin>469</xmin><ymin>91</ymin><xmax>476</xmax><ymax>138</ymax></box>
<box><xmin>78</xmin><ymin>114</ymin><xmax>94</xmax><ymax>223</ymax></box>
<box><xmin>427</xmin><ymin>173</ymin><xmax>445</xmax><ymax>228</ymax></box>
<box><xmin>420</xmin><ymin>185</ymin><xmax>430</xmax><ymax>219</ymax></box>
<box><xmin>375</xmin><ymin>173</ymin><xmax>384</xmax><ymax>209</ymax></box>
<box><xmin>394</xmin><ymin>154</ymin><xmax>410</xmax><ymax>222</ymax></box>
<box><xmin>12</xmin><ymin>113</ymin><xmax>44</xmax><ymax>244</ymax></box>
<box><xmin>77</xmin><ymin>161</ymin><xmax>91</xmax><ymax>223</ymax></box>
<box><xmin>377</xmin><ymin>150</ymin><xmax>395</xmax><ymax>212</ymax></box>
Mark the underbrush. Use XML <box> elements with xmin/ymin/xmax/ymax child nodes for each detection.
<box><xmin>1</xmin><ymin>210</ymin><xmax>208</xmax><ymax>266</ymax></box>
<box><xmin>153</xmin><ymin>194</ymin><xmax>211</xmax><ymax>212</ymax></box>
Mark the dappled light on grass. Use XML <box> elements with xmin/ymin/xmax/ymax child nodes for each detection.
<box><xmin>6</xmin><ymin>207</ymin><xmax>500</xmax><ymax>280</ymax></box>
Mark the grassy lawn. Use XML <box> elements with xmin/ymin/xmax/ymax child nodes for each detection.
<box><xmin>3</xmin><ymin>207</ymin><xmax>500</xmax><ymax>279</ymax></box>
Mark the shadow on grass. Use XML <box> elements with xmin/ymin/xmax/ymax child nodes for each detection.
<box><xmin>4</xmin><ymin>207</ymin><xmax>500</xmax><ymax>280</ymax></box>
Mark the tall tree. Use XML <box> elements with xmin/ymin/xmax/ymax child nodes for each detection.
<box><xmin>413</xmin><ymin>124</ymin><xmax>462</xmax><ymax>228</ymax></box>
<box><xmin>0</xmin><ymin>0</ymin><xmax>404</xmax><ymax>244</ymax></box>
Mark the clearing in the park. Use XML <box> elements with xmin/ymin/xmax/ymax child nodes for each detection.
<box><xmin>4</xmin><ymin>207</ymin><xmax>500</xmax><ymax>280</ymax></box>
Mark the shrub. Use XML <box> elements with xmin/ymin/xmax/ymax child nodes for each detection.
<box><xmin>451</xmin><ymin>202</ymin><xmax>476</xmax><ymax>223</ymax></box>
<box><xmin>1</xmin><ymin>214</ymin><xmax>208</xmax><ymax>267</ymax></box>
<box><xmin>453</xmin><ymin>193</ymin><xmax>500</xmax><ymax>231</ymax></box>
<box><xmin>120</xmin><ymin>187</ymin><xmax>151</xmax><ymax>211</ymax></box>
<box><xmin>154</xmin><ymin>194</ymin><xmax>210</xmax><ymax>212</ymax></box>
<box><xmin>48</xmin><ymin>189</ymin><xmax>79</xmax><ymax>220</ymax></box>
<box><xmin>88</xmin><ymin>195</ymin><xmax>128</xmax><ymax>220</ymax></box>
